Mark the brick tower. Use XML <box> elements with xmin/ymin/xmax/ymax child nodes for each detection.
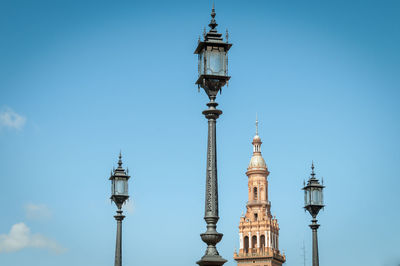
<box><xmin>233</xmin><ymin>121</ymin><xmax>286</xmax><ymax>266</ymax></box>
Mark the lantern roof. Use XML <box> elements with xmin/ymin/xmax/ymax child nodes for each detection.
<box><xmin>109</xmin><ymin>152</ymin><xmax>130</xmax><ymax>180</ymax></box>
<box><xmin>303</xmin><ymin>162</ymin><xmax>324</xmax><ymax>189</ymax></box>
<box><xmin>194</xmin><ymin>5</ymin><xmax>232</xmax><ymax>54</ymax></box>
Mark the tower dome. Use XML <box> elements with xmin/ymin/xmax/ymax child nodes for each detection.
<box><xmin>253</xmin><ymin>134</ymin><xmax>261</xmax><ymax>142</ymax></box>
<box><xmin>248</xmin><ymin>153</ymin><xmax>267</xmax><ymax>169</ymax></box>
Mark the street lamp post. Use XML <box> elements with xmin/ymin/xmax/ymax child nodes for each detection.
<box><xmin>302</xmin><ymin>162</ymin><xmax>325</xmax><ymax>266</ymax></box>
<box><xmin>194</xmin><ymin>5</ymin><xmax>231</xmax><ymax>266</ymax></box>
<box><xmin>109</xmin><ymin>153</ymin><xmax>130</xmax><ymax>266</ymax></box>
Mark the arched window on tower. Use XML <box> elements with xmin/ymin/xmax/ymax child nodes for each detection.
<box><xmin>252</xmin><ymin>235</ymin><xmax>257</xmax><ymax>250</ymax></box>
<box><xmin>253</xmin><ymin>187</ymin><xmax>258</xmax><ymax>200</ymax></box>
<box><xmin>260</xmin><ymin>235</ymin><xmax>265</xmax><ymax>252</ymax></box>
<box><xmin>244</xmin><ymin>236</ymin><xmax>249</xmax><ymax>253</ymax></box>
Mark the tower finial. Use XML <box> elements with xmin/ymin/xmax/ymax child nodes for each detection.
<box><xmin>255</xmin><ymin>113</ymin><xmax>259</xmax><ymax>135</ymax></box>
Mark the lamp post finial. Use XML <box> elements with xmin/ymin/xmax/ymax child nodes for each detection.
<box><xmin>118</xmin><ymin>151</ymin><xmax>123</xmax><ymax>168</ymax></box>
<box><xmin>209</xmin><ymin>2</ymin><xmax>217</xmax><ymax>30</ymax></box>
<box><xmin>311</xmin><ymin>161</ymin><xmax>315</xmax><ymax>178</ymax></box>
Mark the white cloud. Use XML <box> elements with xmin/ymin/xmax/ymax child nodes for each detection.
<box><xmin>0</xmin><ymin>223</ymin><xmax>66</xmax><ymax>254</ymax></box>
<box><xmin>24</xmin><ymin>203</ymin><xmax>51</xmax><ymax>221</ymax></box>
<box><xmin>0</xmin><ymin>107</ymin><xmax>26</xmax><ymax>130</ymax></box>
<box><xmin>123</xmin><ymin>200</ymin><xmax>134</xmax><ymax>214</ymax></box>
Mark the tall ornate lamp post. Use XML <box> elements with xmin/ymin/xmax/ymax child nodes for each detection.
<box><xmin>302</xmin><ymin>162</ymin><xmax>325</xmax><ymax>266</ymax></box>
<box><xmin>194</xmin><ymin>5</ymin><xmax>232</xmax><ymax>266</ymax></box>
<box><xmin>109</xmin><ymin>153</ymin><xmax>130</xmax><ymax>266</ymax></box>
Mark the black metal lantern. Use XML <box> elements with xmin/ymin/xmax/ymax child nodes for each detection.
<box><xmin>194</xmin><ymin>6</ymin><xmax>232</xmax><ymax>96</ymax></box>
<box><xmin>110</xmin><ymin>153</ymin><xmax>130</xmax><ymax>209</ymax></box>
<box><xmin>302</xmin><ymin>162</ymin><xmax>324</xmax><ymax>218</ymax></box>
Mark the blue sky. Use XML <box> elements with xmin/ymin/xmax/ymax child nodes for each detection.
<box><xmin>0</xmin><ymin>0</ymin><xmax>399</xmax><ymax>266</ymax></box>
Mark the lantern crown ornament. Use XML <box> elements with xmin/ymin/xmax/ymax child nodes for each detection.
<box><xmin>302</xmin><ymin>162</ymin><xmax>325</xmax><ymax>218</ymax></box>
<box><xmin>109</xmin><ymin>152</ymin><xmax>130</xmax><ymax>209</ymax></box>
<box><xmin>194</xmin><ymin>4</ymin><xmax>232</xmax><ymax>99</ymax></box>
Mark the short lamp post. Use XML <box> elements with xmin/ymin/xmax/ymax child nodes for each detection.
<box><xmin>109</xmin><ymin>153</ymin><xmax>130</xmax><ymax>266</ymax></box>
<box><xmin>302</xmin><ymin>162</ymin><xmax>325</xmax><ymax>266</ymax></box>
<box><xmin>194</xmin><ymin>5</ymin><xmax>231</xmax><ymax>266</ymax></box>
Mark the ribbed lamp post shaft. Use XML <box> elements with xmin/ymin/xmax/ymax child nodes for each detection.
<box><xmin>114</xmin><ymin>209</ymin><xmax>125</xmax><ymax>266</ymax></box>
<box><xmin>205</xmin><ymin>100</ymin><xmax>219</xmax><ymax>219</ymax></box>
<box><xmin>310</xmin><ymin>219</ymin><xmax>320</xmax><ymax>266</ymax></box>
<box><xmin>197</xmin><ymin>97</ymin><xmax>226</xmax><ymax>266</ymax></box>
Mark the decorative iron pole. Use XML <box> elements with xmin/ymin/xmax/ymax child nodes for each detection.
<box><xmin>302</xmin><ymin>162</ymin><xmax>325</xmax><ymax>266</ymax></box>
<box><xmin>200</xmin><ymin>92</ymin><xmax>225</xmax><ymax>266</ymax></box>
<box><xmin>310</xmin><ymin>218</ymin><xmax>320</xmax><ymax>266</ymax></box>
<box><xmin>194</xmin><ymin>5</ymin><xmax>231</xmax><ymax>266</ymax></box>
<box><xmin>109</xmin><ymin>153</ymin><xmax>130</xmax><ymax>266</ymax></box>
<box><xmin>114</xmin><ymin>208</ymin><xmax>125</xmax><ymax>266</ymax></box>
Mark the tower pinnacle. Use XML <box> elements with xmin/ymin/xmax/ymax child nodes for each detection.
<box><xmin>255</xmin><ymin>114</ymin><xmax>259</xmax><ymax>136</ymax></box>
<box><xmin>251</xmin><ymin>118</ymin><xmax>262</xmax><ymax>156</ymax></box>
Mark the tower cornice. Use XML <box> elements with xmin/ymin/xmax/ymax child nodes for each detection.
<box><xmin>246</xmin><ymin>168</ymin><xmax>270</xmax><ymax>176</ymax></box>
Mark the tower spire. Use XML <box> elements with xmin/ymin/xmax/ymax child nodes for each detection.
<box><xmin>255</xmin><ymin>114</ymin><xmax>259</xmax><ymax>136</ymax></box>
<box><xmin>251</xmin><ymin>117</ymin><xmax>262</xmax><ymax>155</ymax></box>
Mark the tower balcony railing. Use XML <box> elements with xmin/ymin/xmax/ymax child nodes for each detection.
<box><xmin>234</xmin><ymin>247</ymin><xmax>285</xmax><ymax>260</ymax></box>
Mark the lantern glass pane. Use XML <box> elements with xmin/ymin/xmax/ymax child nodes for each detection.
<box><xmin>304</xmin><ymin>189</ymin><xmax>308</xmax><ymax>206</ymax></box>
<box><xmin>198</xmin><ymin>51</ymin><xmax>205</xmax><ymax>76</ymax></box>
<box><xmin>114</xmin><ymin>179</ymin><xmax>128</xmax><ymax>196</ymax></box>
<box><xmin>321</xmin><ymin>189</ymin><xmax>324</xmax><ymax>205</ymax></box>
<box><xmin>205</xmin><ymin>48</ymin><xmax>226</xmax><ymax>76</ymax></box>
<box><xmin>311</xmin><ymin>188</ymin><xmax>322</xmax><ymax>205</ymax></box>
